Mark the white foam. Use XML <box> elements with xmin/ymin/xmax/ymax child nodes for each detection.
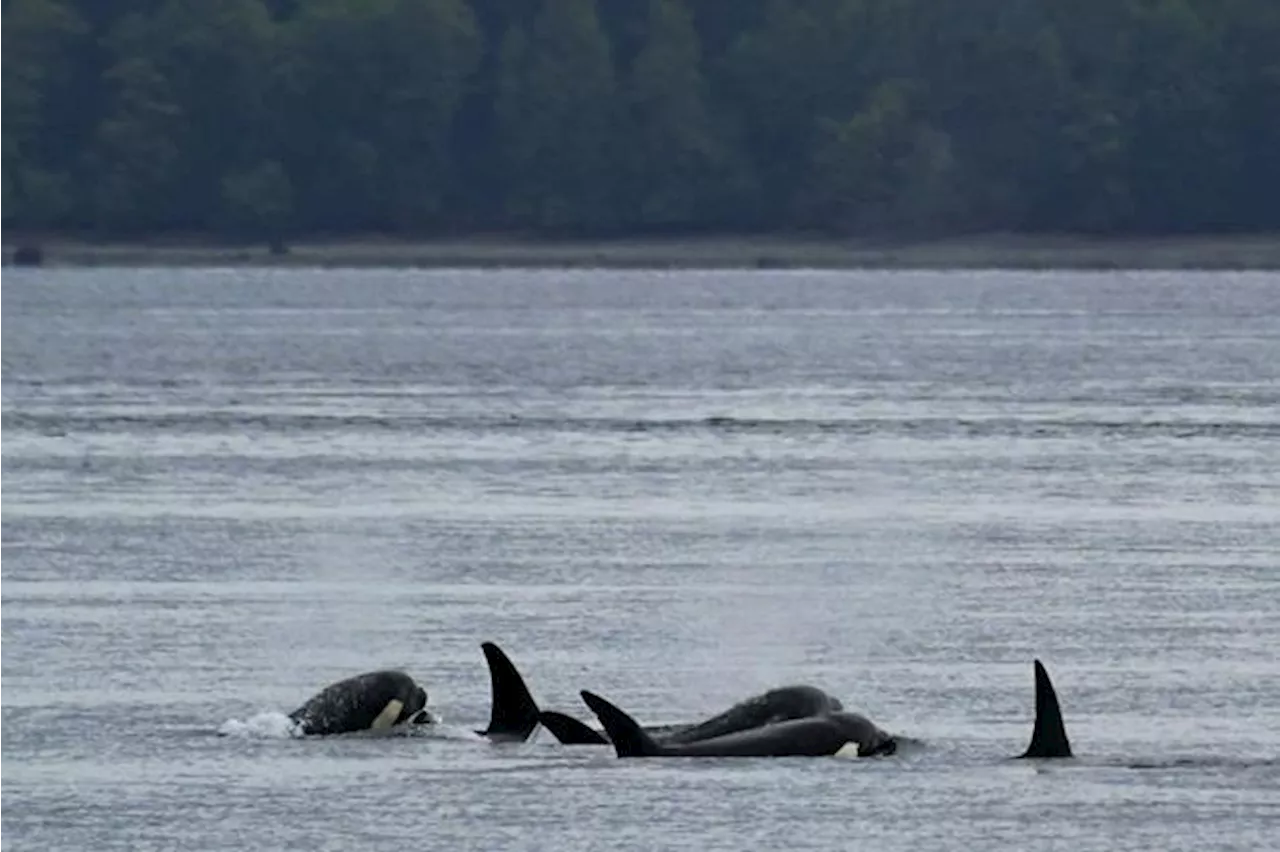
<box><xmin>215</xmin><ymin>708</ymin><xmax>465</xmax><ymax>740</ymax></box>
<box><xmin>217</xmin><ymin>711</ymin><xmax>304</xmax><ymax>739</ymax></box>
<box><xmin>421</xmin><ymin>722</ymin><xmax>485</xmax><ymax>742</ymax></box>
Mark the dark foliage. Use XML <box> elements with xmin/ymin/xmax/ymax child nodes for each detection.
<box><xmin>3</xmin><ymin>0</ymin><xmax>1277</xmax><ymax>240</ymax></box>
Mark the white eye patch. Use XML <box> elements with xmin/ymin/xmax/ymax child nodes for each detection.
<box><xmin>833</xmin><ymin>742</ymin><xmax>861</xmax><ymax>760</ymax></box>
<box><xmin>371</xmin><ymin>699</ymin><xmax>405</xmax><ymax>730</ymax></box>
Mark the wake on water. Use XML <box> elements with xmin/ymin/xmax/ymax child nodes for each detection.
<box><xmin>216</xmin><ymin>711</ymin><xmax>304</xmax><ymax>739</ymax></box>
<box><xmin>208</xmin><ymin>710</ymin><xmax>1274</xmax><ymax>772</ymax></box>
<box><xmin>215</xmin><ymin>711</ymin><xmax>482</xmax><ymax>741</ymax></box>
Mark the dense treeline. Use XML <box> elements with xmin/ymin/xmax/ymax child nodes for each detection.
<box><xmin>4</xmin><ymin>0</ymin><xmax>1278</xmax><ymax>242</ymax></box>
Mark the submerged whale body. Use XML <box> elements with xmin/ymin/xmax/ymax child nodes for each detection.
<box><xmin>478</xmin><ymin>641</ymin><xmax>846</xmax><ymax>746</ymax></box>
<box><xmin>659</xmin><ymin>683</ymin><xmax>845</xmax><ymax>746</ymax></box>
<box><xmin>539</xmin><ymin>682</ymin><xmax>845</xmax><ymax>746</ymax></box>
<box><xmin>577</xmin><ymin>658</ymin><xmax>1074</xmax><ymax>760</ymax></box>
<box><xmin>288</xmin><ymin>670</ymin><xmax>430</xmax><ymax>737</ymax></box>
<box><xmin>581</xmin><ymin>690</ymin><xmax>897</xmax><ymax>758</ymax></box>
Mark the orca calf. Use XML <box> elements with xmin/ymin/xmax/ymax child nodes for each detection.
<box><xmin>288</xmin><ymin>670</ymin><xmax>431</xmax><ymax>737</ymax></box>
<box><xmin>478</xmin><ymin>641</ymin><xmax>846</xmax><ymax>746</ymax></box>
<box><xmin>578</xmin><ymin>659</ymin><xmax>1073</xmax><ymax>760</ymax></box>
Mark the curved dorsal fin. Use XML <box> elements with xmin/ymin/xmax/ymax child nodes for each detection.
<box><xmin>1020</xmin><ymin>659</ymin><xmax>1073</xmax><ymax>758</ymax></box>
<box><xmin>580</xmin><ymin>691</ymin><xmax>664</xmax><ymax>757</ymax></box>
<box><xmin>478</xmin><ymin>642</ymin><xmax>541</xmax><ymax>741</ymax></box>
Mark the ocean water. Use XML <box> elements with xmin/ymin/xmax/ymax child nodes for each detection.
<box><xmin>2</xmin><ymin>267</ymin><xmax>1278</xmax><ymax>851</ymax></box>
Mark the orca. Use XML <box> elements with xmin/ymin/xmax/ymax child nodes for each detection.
<box><xmin>580</xmin><ymin>690</ymin><xmax>897</xmax><ymax>758</ymax></box>
<box><xmin>288</xmin><ymin>669</ymin><xmax>431</xmax><ymax>737</ymax></box>
<box><xmin>539</xmin><ymin>683</ymin><xmax>846</xmax><ymax>746</ymax></box>
<box><xmin>478</xmin><ymin>641</ymin><xmax>846</xmax><ymax>746</ymax></box>
<box><xmin>577</xmin><ymin>659</ymin><xmax>1074</xmax><ymax>760</ymax></box>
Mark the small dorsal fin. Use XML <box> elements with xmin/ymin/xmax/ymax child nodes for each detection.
<box><xmin>1020</xmin><ymin>659</ymin><xmax>1073</xmax><ymax>758</ymax></box>
<box><xmin>537</xmin><ymin>710</ymin><xmax>609</xmax><ymax>744</ymax></box>
<box><xmin>580</xmin><ymin>691</ymin><xmax>664</xmax><ymax>757</ymax></box>
<box><xmin>478</xmin><ymin>642</ymin><xmax>541</xmax><ymax>741</ymax></box>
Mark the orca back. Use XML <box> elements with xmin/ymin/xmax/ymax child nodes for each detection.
<box><xmin>659</xmin><ymin>684</ymin><xmax>840</xmax><ymax>746</ymax></box>
<box><xmin>663</xmin><ymin>715</ymin><xmax>852</xmax><ymax>757</ymax></box>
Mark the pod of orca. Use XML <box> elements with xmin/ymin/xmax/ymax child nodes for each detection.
<box><xmin>265</xmin><ymin>641</ymin><xmax>1074</xmax><ymax>760</ymax></box>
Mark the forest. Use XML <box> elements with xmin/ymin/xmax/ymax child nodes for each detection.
<box><xmin>4</xmin><ymin>0</ymin><xmax>1278</xmax><ymax>244</ymax></box>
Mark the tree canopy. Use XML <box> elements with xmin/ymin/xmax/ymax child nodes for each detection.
<box><xmin>3</xmin><ymin>0</ymin><xmax>1277</xmax><ymax>241</ymax></box>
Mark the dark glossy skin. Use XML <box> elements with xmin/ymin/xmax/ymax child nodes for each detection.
<box><xmin>657</xmin><ymin>713</ymin><xmax>897</xmax><ymax>757</ymax></box>
<box><xmin>1019</xmin><ymin>660</ymin><xmax>1072</xmax><ymax>758</ymax></box>
<box><xmin>481</xmin><ymin>640</ymin><xmax>846</xmax><ymax>746</ymax></box>
<box><xmin>579</xmin><ymin>658</ymin><xmax>1074</xmax><ymax>761</ymax></box>
<box><xmin>659</xmin><ymin>684</ymin><xmax>844</xmax><ymax>746</ymax></box>
<box><xmin>581</xmin><ymin>690</ymin><xmax>897</xmax><ymax>758</ymax></box>
<box><xmin>288</xmin><ymin>670</ymin><xmax>428</xmax><ymax>737</ymax></box>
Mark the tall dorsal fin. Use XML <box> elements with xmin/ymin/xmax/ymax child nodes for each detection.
<box><xmin>479</xmin><ymin>642</ymin><xmax>541</xmax><ymax>740</ymax></box>
<box><xmin>1020</xmin><ymin>659</ymin><xmax>1073</xmax><ymax>758</ymax></box>
<box><xmin>580</xmin><ymin>691</ymin><xmax>664</xmax><ymax>757</ymax></box>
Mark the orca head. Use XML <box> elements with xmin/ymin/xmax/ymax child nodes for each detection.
<box><xmin>827</xmin><ymin>711</ymin><xmax>897</xmax><ymax>757</ymax></box>
<box><xmin>288</xmin><ymin>669</ymin><xmax>425</xmax><ymax>735</ymax></box>
<box><xmin>396</xmin><ymin>683</ymin><xmax>430</xmax><ymax>725</ymax></box>
<box><xmin>1019</xmin><ymin>659</ymin><xmax>1073</xmax><ymax>759</ymax></box>
<box><xmin>368</xmin><ymin>671</ymin><xmax>430</xmax><ymax>729</ymax></box>
<box><xmin>860</xmin><ymin>736</ymin><xmax>898</xmax><ymax>757</ymax></box>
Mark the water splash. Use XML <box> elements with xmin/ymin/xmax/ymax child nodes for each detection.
<box><xmin>213</xmin><ymin>709</ymin><xmax>484</xmax><ymax>741</ymax></box>
<box><xmin>217</xmin><ymin>711</ymin><xmax>303</xmax><ymax>739</ymax></box>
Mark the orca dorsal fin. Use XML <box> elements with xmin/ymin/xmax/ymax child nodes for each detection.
<box><xmin>537</xmin><ymin>710</ymin><xmax>609</xmax><ymax>745</ymax></box>
<box><xmin>479</xmin><ymin>642</ymin><xmax>541</xmax><ymax>741</ymax></box>
<box><xmin>580</xmin><ymin>691</ymin><xmax>664</xmax><ymax>757</ymax></box>
<box><xmin>1020</xmin><ymin>659</ymin><xmax>1073</xmax><ymax>758</ymax></box>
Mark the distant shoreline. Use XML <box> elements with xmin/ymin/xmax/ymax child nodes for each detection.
<box><xmin>6</xmin><ymin>233</ymin><xmax>1280</xmax><ymax>271</ymax></box>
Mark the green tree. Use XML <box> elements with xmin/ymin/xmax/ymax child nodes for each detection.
<box><xmin>718</xmin><ymin>0</ymin><xmax>879</xmax><ymax>227</ymax></box>
<box><xmin>624</xmin><ymin>0</ymin><xmax>739</xmax><ymax>230</ymax></box>
<box><xmin>1122</xmin><ymin>0</ymin><xmax>1230</xmax><ymax>231</ymax></box>
<box><xmin>280</xmin><ymin>0</ymin><xmax>480</xmax><ymax>232</ymax></box>
<box><xmin>1216</xmin><ymin>0</ymin><xmax>1280</xmax><ymax>228</ymax></box>
<box><xmin>494</xmin><ymin>0</ymin><xmax>622</xmax><ymax>231</ymax></box>
<box><xmin>907</xmin><ymin>0</ymin><xmax>1075</xmax><ymax>230</ymax></box>
<box><xmin>804</xmin><ymin>79</ymin><xmax>958</xmax><ymax>233</ymax></box>
<box><xmin>88</xmin><ymin>54</ymin><xmax>184</xmax><ymax>232</ymax></box>
<box><xmin>88</xmin><ymin>1</ymin><xmax>279</xmax><ymax>232</ymax></box>
<box><xmin>219</xmin><ymin>159</ymin><xmax>294</xmax><ymax>251</ymax></box>
<box><xmin>1</xmin><ymin>0</ymin><xmax>90</xmax><ymax>228</ymax></box>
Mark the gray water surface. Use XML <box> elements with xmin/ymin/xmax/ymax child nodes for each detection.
<box><xmin>3</xmin><ymin>268</ymin><xmax>1278</xmax><ymax>851</ymax></box>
